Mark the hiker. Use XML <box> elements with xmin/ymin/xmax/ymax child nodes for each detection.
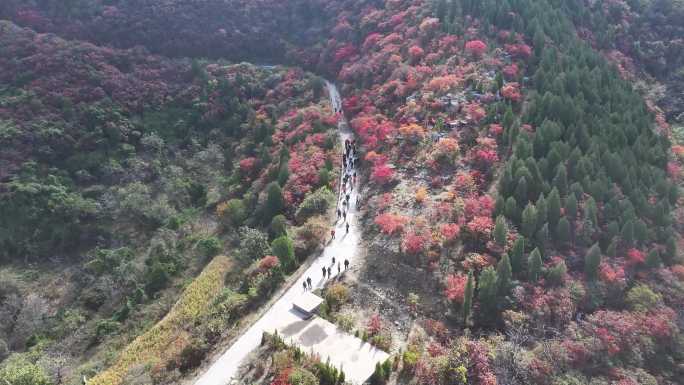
<box><xmin>322</xmin><ymin>266</ymin><xmax>327</xmax><ymax>279</ymax></box>
<box><xmin>346</xmin><ymin>222</ymin><xmax>350</xmax><ymax>233</ymax></box>
<box><xmin>327</xmin><ymin>266</ymin><xmax>332</xmax><ymax>277</ymax></box>
<box><xmin>332</xmin><ymin>256</ymin><xmax>336</xmax><ymax>265</ymax></box>
<box><xmin>303</xmin><ymin>281</ymin><xmax>307</xmax><ymax>291</ymax></box>
<box><xmin>307</xmin><ymin>277</ymin><xmax>312</xmax><ymax>289</ymax></box>
<box><xmin>331</xmin><ymin>229</ymin><xmax>335</xmax><ymax>240</ymax></box>
<box><xmin>344</xmin><ymin>259</ymin><xmax>349</xmax><ymax>270</ymax></box>
<box><xmin>338</xmin><ymin>262</ymin><xmax>341</xmax><ymax>274</ymax></box>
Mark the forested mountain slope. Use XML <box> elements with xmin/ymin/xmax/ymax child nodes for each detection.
<box><xmin>0</xmin><ymin>1</ymin><xmax>683</xmax><ymax>385</ymax></box>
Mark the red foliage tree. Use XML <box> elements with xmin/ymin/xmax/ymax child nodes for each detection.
<box><xmin>440</xmin><ymin>223</ymin><xmax>461</xmax><ymax>242</ymax></box>
<box><xmin>239</xmin><ymin>157</ymin><xmax>258</xmax><ymax>175</ymax></box>
<box><xmin>374</xmin><ymin>213</ymin><xmax>408</xmax><ymax>235</ymax></box>
<box><xmin>467</xmin><ymin>341</ymin><xmax>497</xmax><ymax>385</ymax></box>
<box><xmin>465</xmin><ymin>40</ymin><xmax>487</xmax><ymax>58</ymax></box>
<box><xmin>467</xmin><ymin>216</ymin><xmax>494</xmax><ymax>237</ymax></box>
<box><xmin>402</xmin><ymin>230</ymin><xmax>427</xmax><ymax>254</ymax></box>
<box><xmin>408</xmin><ymin>45</ymin><xmax>425</xmax><ymax>63</ymax></box>
<box><xmin>258</xmin><ymin>255</ymin><xmax>280</xmax><ymax>270</ymax></box>
<box><xmin>504</xmin><ymin>43</ymin><xmax>532</xmax><ymax>59</ymax></box>
<box><xmin>334</xmin><ymin>43</ymin><xmax>357</xmax><ymax>64</ymax></box>
<box><xmin>501</xmin><ymin>82</ymin><xmax>522</xmax><ymax>102</ymax></box>
<box><xmin>366</xmin><ymin>313</ymin><xmax>383</xmax><ymax>336</ymax></box>
<box><xmin>371</xmin><ymin>163</ymin><xmax>395</xmax><ymax>185</ymax></box>
<box><xmin>502</xmin><ymin>63</ymin><xmax>519</xmax><ymax>80</ymax></box>
<box><xmin>627</xmin><ymin>248</ymin><xmax>645</xmax><ymax>266</ymax></box>
<box><xmin>444</xmin><ymin>273</ymin><xmax>468</xmax><ymax>303</ymax></box>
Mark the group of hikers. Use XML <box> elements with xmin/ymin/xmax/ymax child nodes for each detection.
<box><xmin>303</xmin><ymin>137</ymin><xmax>360</xmax><ymax>291</ymax></box>
<box><xmin>303</xmin><ymin>258</ymin><xmax>350</xmax><ymax>290</ymax></box>
<box><xmin>331</xmin><ymin>138</ymin><xmax>359</xmax><ymax>240</ymax></box>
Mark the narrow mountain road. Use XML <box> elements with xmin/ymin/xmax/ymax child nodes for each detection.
<box><xmin>194</xmin><ymin>82</ymin><xmax>362</xmax><ymax>385</ymax></box>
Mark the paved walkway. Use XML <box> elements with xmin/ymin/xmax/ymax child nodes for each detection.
<box><xmin>194</xmin><ymin>82</ymin><xmax>364</xmax><ymax>385</ymax></box>
<box><xmin>277</xmin><ymin>312</ymin><xmax>389</xmax><ymax>384</ymax></box>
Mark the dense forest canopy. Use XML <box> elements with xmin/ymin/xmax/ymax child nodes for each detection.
<box><xmin>0</xmin><ymin>0</ymin><xmax>683</xmax><ymax>385</ymax></box>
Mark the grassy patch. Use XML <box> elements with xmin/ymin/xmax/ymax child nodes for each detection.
<box><xmin>89</xmin><ymin>255</ymin><xmax>233</xmax><ymax>385</ymax></box>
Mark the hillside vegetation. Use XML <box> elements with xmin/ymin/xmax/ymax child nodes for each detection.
<box><xmin>0</xmin><ymin>1</ymin><xmax>683</xmax><ymax>385</ymax></box>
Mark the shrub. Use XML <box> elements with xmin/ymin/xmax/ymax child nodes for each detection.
<box><xmin>325</xmin><ymin>283</ymin><xmax>349</xmax><ymax>311</ymax></box>
<box><xmin>197</xmin><ymin>236</ymin><xmax>222</xmax><ymax>259</ymax></box>
<box><xmin>289</xmin><ymin>368</ymin><xmax>318</xmax><ymax>385</ymax></box>
<box><xmin>0</xmin><ymin>356</ymin><xmax>51</xmax><ymax>385</ymax></box>
<box><xmin>402</xmin><ymin>350</ymin><xmax>420</xmax><ymax>371</ymax></box>
<box><xmin>0</xmin><ymin>338</ymin><xmax>8</xmax><ymax>362</ymax></box>
<box><xmin>95</xmin><ymin>319</ymin><xmax>120</xmax><ymax>339</ymax></box>
<box><xmin>296</xmin><ymin>215</ymin><xmax>328</xmax><ymax>253</ymax></box>
<box><xmin>295</xmin><ymin>187</ymin><xmax>335</xmax><ymax>223</ymax></box>
<box><xmin>271</xmin><ymin>236</ymin><xmax>296</xmax><ymax>272</ymax></box>
<box><xmin>216</xmin><ymin>199</ymin><xmax>247</xmax><ymax>228</ymax></box>
<box><xmin>270</xmin><ymin>214</ymin><xmax>288</xmax><ymax>238</ymax></box>
<box><xmin>178</xmin><ymin>341</ymin><xmax>207</xmax><ymax>373</ymax></box>
<box><xmin>626</xmin><ymin>284</ymin><xmax>661</xmax><ymax>312</ymax></box>
<box><xmin>238</xmin><ymin>227</ymin><xmax>271</xmax><ymax>260</ymax></box>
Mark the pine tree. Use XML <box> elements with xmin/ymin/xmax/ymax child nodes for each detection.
<box><xmin>521</xmin><ymin>202</ymin><xmax>537</xmax><ymax>238</ymax></box>
<box><xmin>264</xmin><ymin>182</ymin><xmax>284</xmax><ymax>223</ymax></box>
<box><xmin>584</xmin><ymin>243</ymin><xmax>601</xmax><ymax>281</ymax></box>
<box><xmin>553</xmin><ymin>164</ymin><xmax>568</xmax><ymax>196</ymax></box>
<box><xmin>504</xmin><ymin>196</ymin><xmax>519</xmax><ymax>222</ymax></box>
<box><xmin>565</xmin><ymin>193</ymin><xmax>578</xmax><ymax>220</ymax></box>
<box><xmin>462</xmin><ymin>271</ymin><xmax>474</xmax><ymax>325</ymax></box>
<box><xmin>556</xmin><ymin>216</ymin><xmax>571</xmax><ymax>245</ymax></box>
<box><xmin>515</xmin><ymin>177</ymin><xmax>528</xmax><ymax>204</ymax></box>
<box><xmin>621</xmin><ymin>219</ymin><xmax>634</xmax><ymax>248</ymax></box>
<box><xmin>510</xmin><ymin>236</ymin><xmax>525</xmax><ymax>274</ymax></box>
<box><xmin>528</xmin><ymin>248</ymin><xmax>542</xmax><ymax>282</ymax></box>
<box><xmin>584</xmin><ymin>196</ymin><xmax>598</xmax><ymax>226</ymax></box>
<box><xmin>547</xmin><ymin>187</ymin><xmax>561</xmax><ymax>227</ymax></box>
<box><xmin>606</xmin><ymin>236</ymin><xmax>618</xmax><ymax>258</ymax></box>
<box><xmin>477</xmin><ymin>266</ymin><xmax>499</xmax><ymax>321</ymax></box>
<box><xmin>494</xmin><ymin>215</ymin><xmax>508</xmax><ymax>247</ymax></box>
<box><xmin>535</xmin><ymin>223</ymin><xmax>548</xmax><ymax>252</ymax></box>
<box><xmin>503</xmin><ymin>106</ymin><xmax>515</xmax><ymax>129</ymax></box>
<box><xmin>645</xmin><ymin>249</ymin><xmax>662</xmax><ymax>269</ymax></box>
<box><xmin>497</xmin><ymin>253</ymin><xmax>512</xmax><ymax>295</ymax></box>
<box><xmin>535</xmin><ymin>193</ymin><xmax>547</xmax><ymax>228</ymax></box>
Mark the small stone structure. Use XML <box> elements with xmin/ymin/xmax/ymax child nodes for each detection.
<box><xmin>292</xmin><ymin>292</ymin><xmax>324</xmax><ymax>319</ymax></box>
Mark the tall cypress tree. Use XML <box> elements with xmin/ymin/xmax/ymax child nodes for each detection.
<box><xmin>528</xmin><ymin>247</ymin><xmax>542</xmax><ymax>282</ymax></box>
<box><xmin>510</xmin><ymin>236</ymin><xmax>525</xmax><ymax>274</ymax></box>
<box><xmin>547</xmin><ymin>187</ymin><xmax>561</xmax><ymax>227</ymax></box>
<box><xmin>494</xmin><ymin>215</ymin><xmax>508</xmax><ymax>247</ymax></box>
<box><xmin>584</xmin><ymin>243</ymin><xmax>601</xmax><ymax>281</ymax></box>
<box><xmin>497</xmin><ymin>253</ymin><xmax>512</xmax><ymax>295</ymax></box>
<box><xmin>521</xmin><ymin>202</ymin><xmax>537</xmax><ymax>238</ymax></box>
<box><xmin>556</xmin><ymin>216</ymin><xmax>571</xmax><ymax>245</ymax></box>
<box><xmin>477</xmin><ymin>266</ymin><xmax>499</xmax><ymax>321</ymax></box>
